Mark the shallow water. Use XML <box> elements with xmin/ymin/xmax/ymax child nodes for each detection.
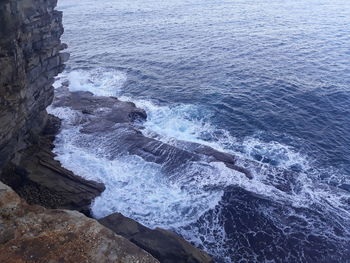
<box><xmin>52</xmin><ymin>0</ymin><xmax>350</xmax><ymax>262</ymax></box>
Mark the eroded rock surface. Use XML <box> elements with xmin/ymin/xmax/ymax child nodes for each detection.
<box><xmin>99</xmin><ymin>213</ymin><xmax>213</xmax><ymax>263</ymax></box>
<box><xmin>0</xmin><ymin>181</ymin><xmax>159</xmax><ymax>263</ymax></box>
<box><xmin>1</xmin><ymin>0</ymin><xmax>213</xmax><ymax>262</ymax></box>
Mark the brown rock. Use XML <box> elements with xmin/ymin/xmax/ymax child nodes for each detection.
<box><xmin>0</xmin><ymin>182</ymin><xmax>159</xmax><ymax>263</ymax></box>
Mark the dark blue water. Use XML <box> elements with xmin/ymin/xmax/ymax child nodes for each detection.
<box><xmin>55</xmin><ymin>0</ymin><xmax>350</xmax><ymax>262</ymax></box>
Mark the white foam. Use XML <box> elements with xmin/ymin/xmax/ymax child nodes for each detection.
<box><xmin>242</xmin><ymin>136</ymin><xmax>310</xmax><ymax>171</ymax></box>
<box><xmin>51</xmin><ymin>119</ymin><xmax>224</xmax><ymax>228</ymax></box>
<box><xmin>119</xmin><ymin>96</ymin><xmax>238</xmax><ymax>152</ymax></box>
<box><xmin>121</xmin><ymin>97</ymin><xmax>311</xmax><ymax>171</ymax></box>
<box><xmin>51</xmin><ymin>68</ymin><xmax>350</xmax><ymax>262</ymax></box>
<box><xmin>48</xmin><ymin>105</ymin><xmax>82</xmax><ymax>126</ymax></box>
<box><xmin>58</xmin><ymin>68</ymin><xmax>127</xmax><ymax>96</ymax></box>
<box><xmin>120</xmin><ymin>88</ymin><xmax>350</xmax><ymax>229</ymax></box>
<box><xmin>52</xmin><ymin>68</ymin><xmax>350</xmax><ymax>211</ymax></box>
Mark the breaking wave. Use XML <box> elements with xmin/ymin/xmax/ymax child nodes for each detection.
<box><xmin>50</xmin><ymin>68</ymin><xmax>350</xmax><ymax>262</ymax></box>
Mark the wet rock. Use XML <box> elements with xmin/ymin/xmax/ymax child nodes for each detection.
<box><xmin>52</xmin><ymin>87</ymin><xmax>251</xmax><ymax>178</ymax></box>
<box><xmin>99</xmin><ymin>213</ymin><xmax>213</xmax><ymax>263</ymax></box>
<box><xmin>194</xmin><ymin>145</ymin><xmax>252</xmax><ymax>179</ymax></box>
<box><xmin>0</xmin><ymin>182</ymin><xmax>159</xmax><ymax>263</ymax></box>
<box><xmin>1</xmin><ymin>115</ymin><xmax>105</xmax><ymax>216</ymax></box>
<box><xmin>53</xmin><ymin>88</ymin><xmax>147</xmax><ymax>124</ymax></box>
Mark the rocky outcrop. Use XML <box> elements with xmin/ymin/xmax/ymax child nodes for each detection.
<box><xmin>0</xmin><ymin>0</ymin><xmax>103</xmax><ymax>216</ymax></box>
<box><xmin>0</xmin><ymin>181</ymin><xmax>159</xmax><ymax>263</ymax></box>
<box><xmin>0</xmin><ymin>0</ymin><xmax>214</xmax><ymax>261</ymax></box>
<box><xmin>99</xmin><ymin>213</ymin><xmax>213</xmax><ymax>263</ymax></box>
<box><xmin>52</xmin><ymin>86</ymin><xmax>251</xmax><ymax>179</ymax></box>
<box><xmin>0</xmin><ymin>0</ymin><xmax>68</xmax><ymax>171</ymax></box>
<box><xmin>1</xmin><ymin>115</ymin><xmax>105</xmax><ymax>216</ymax></box>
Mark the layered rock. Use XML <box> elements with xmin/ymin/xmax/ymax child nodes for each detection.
<box><xmin>0</xmin><ymin>1</ymin><xmax>214</xmax><ymax>262</ymax></box>
<box><xmin>0</xmin><ymin>0</ymin><xmax>104</xmax><ymax>216</ymax></box>
<box><xmin>99</xmin><ymin>213</ymin><xmax>213</xmax><ymax>263</ymax></box>
<box><xmin>0</xmin><ymin>181</ymin><xmax>159</xmax><ymax>263</ymax></box>
<box><xmin>1</xmin><ymin>115</ymin><xmax>105</xmax><ymax>215</ymax></box>
<box><xmin>0</xmin><ymin>0</ymin><xmax>68</xmax><ymax>171</ymax></box>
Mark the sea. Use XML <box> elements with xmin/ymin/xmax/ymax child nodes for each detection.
<box><xmin>51</xmin><ymin>0</ymin><xmax>350</xmax><ymax>262</ymax></box>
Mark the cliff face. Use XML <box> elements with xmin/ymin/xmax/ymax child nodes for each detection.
<box><xmin>0</xmin><ymin>0</ymin><xmax>104</xmax><ymax>215</ymax></box>
<box><xmin>0</xmin><ymin>0</ymin><xmax>68</xmax><ymax>171</ymax></box>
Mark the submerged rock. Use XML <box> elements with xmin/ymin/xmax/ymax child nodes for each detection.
<box><xmin>99</xmin><ymin>213</ymin><xmax>213</xmax><ymax>263</ymax></box>
<box><xmin>0</xmin><ymin>182</ymin><xmax>158</xmax><ymax>263</ymax></box>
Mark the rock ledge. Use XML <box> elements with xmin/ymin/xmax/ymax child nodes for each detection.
<box><xmin>0</xmin><ymin>181</ymin><xmax>159</xmax><ymax>263</ymax></box>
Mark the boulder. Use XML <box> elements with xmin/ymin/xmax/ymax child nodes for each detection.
<box><xmin>99</xmin><ymin>213</ymin><xmax>213</xmax><ymax>263</ymax></box>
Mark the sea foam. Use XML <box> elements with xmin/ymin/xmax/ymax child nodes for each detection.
<box><xmin>50</xmin><ymin>68</ymin><xmax>350</xmax><ymax>262</ymax></box>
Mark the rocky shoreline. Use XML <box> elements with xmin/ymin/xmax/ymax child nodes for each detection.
<box><xmin>0</xmin><ymin>0</ymin><xmax>312</xmax><ymax>262</ymax></box>
<box><xmin>51</xmin><ymin>84</ymin><xmax>251</xmax><ymax>180</ymax></box>
<box><xmin>1</xmin><ymin>114</ymin><xmax>105</xmax><ymax>216</ymax></box>
<box><xmin>0</xmin><ymin>181</ymin><xmax>158</xmax><ymax>263</ymax></box>
<box><xmin>0</xmin><ymin>111</ymin><xmax>213</xmax><ymax>262</ymax></box>
<box><xmin>0</xmin><ymin>0</ymin><xmax>214</xmax><ymax>262</ymax></box>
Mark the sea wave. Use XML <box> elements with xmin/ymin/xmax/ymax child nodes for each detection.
<box><xmin>50</xmin><ymin>68</ymin><xmax>350</xmax><ymax>262</ymax></box>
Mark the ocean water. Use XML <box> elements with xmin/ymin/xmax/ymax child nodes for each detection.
<box><xmin>52</xmin><ymin>0</ymin><xmax>350</xmax><ymax>262</ymax></box>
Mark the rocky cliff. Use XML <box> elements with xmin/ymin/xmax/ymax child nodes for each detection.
<box><xmin>0</xmin><ymin>0</ymin><xmax>105</xmax><ymax>215</ymax></box>
<box><xmin>0</xmin><ymin>1</ymin><xmax>213</xmax><ymax>262</ymax></box>
<box><xmin>0</xmin><ymin>0</ymin><xmax>68</xmax><ymax>171</ymax></box>
<box><xmin>0</xmin><ymin>0</ymin><xmax>155</xmax><ymax>262</ymax></box>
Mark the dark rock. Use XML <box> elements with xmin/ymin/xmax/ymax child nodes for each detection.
<box><xmin>1</xmin><ymin>115</ymin><xmax>105</xmax><ymax>216</ymax></box>
<box><xmin>59</xmin><ymin>52</ymin><xmax>70</xmax><ymax>63</ymax></box>
<box><xmin>99</xmin><ymin>213</ymin><xmax>213</xmax><ymax>263</ymax></box>
<box><xmin>0</xmin><ymin>0</ymin><xmax>67</xmax><ymax>172</ymax></box>
<box><xmin>42</xmin><ymin>114</ymin><xmax>61</xmax><ymax>136</ymax></box>
<box><xmin>0</xmin><ymin>0</ymin><xmax>104</xmax><ymax>217</ymax></box>
<box><xmin>53</xmin><ymin>88</ymin><xmax>148</xmax><ymax>124</ymax></box>
<box><xmin>52</xmin><ymin>87</ymin><xmax>251</xmax><ymax>178</ymax></box>
<box><xmin>194</xmin><ymin>145</ymin><xmax>253</xmax><ymax>179</ymax></box>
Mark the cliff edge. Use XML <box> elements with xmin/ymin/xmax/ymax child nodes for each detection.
<box><xmin>0</xmin><ymin>181</ymin><xmax>159</xmax><ymax>263</ymax></box>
